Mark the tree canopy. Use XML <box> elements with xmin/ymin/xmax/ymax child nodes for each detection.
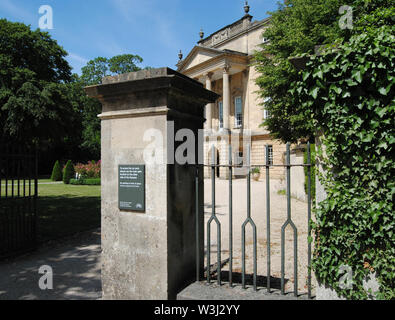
<box><xmin>75</xmin><ymin>54</ymin><xmax>144</xmax><ymax>158</ymax></box>
<box><xmin>0</xmin><ymin>18</ymin><xmax>147</xmax><ymax>170</ymax></box>
<box><xmin>253</xmin><ymin>0</ymin><xmax>389</xmax><ymax>142</ymax></box>
<box><xmin>0</xmin><ymin>19</ymin><xmax>76</xmax><ymax>146</ymax></box>
<box><xmin>80</xmin><ymin>54</ymin><xmax>143</xmax><ymax>86</ymax></box>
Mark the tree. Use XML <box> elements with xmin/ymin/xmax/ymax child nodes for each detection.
<box><xmin>80</xmin><ymin>54</ymin><xmax>143</xmax><ymax>86</ymax></box>
<box><xmin>0</xmin><ymin>19</ymin><xmax>76</xmax><ymax>147</ymax></box>
<box><xmin>254</xmin><ymin>0</ymin><xmax>355</xmax><ymax>143</ymax></box>
<box><xmin>254</xmin><ymin>0</ymin><xmax>394</xmax><ymax>143</ymax></box>
<box><xmin>63</xmin><ymin>160</ymin><xmax>75</xmax><ymax>184</ymax></box>
<box><xmin>50</xmin><ymin>160</ymin><xmax>63</xmax><ymax>181</ymax></box>
<box><xmin>76</xmin><ymin>54</ymin><xmax>144</xmax><ymax>157</ymax></box>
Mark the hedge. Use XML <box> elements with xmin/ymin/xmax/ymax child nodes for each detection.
<box><xmin>63</xmin><ymin>160</ymin><xmax>75</xmax><ymax>184</ymax></box>
<box><xmin>50</xmin><ymin>160</ymin><xmax>62</xmax><ymax>181</ymax></box>
<box><xmin>69</xmin><ymin>178</ymin><xmax>101</xmax><ymax>186</ymax></box>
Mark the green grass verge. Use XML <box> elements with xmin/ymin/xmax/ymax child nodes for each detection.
<box><xmin>37</xmin><ymin>183</ymin><xmax>101</xmax><ymax>243</ymax></box>
<box><xmin>1</xmin><ymin>180</ymin><xmax>101</xmax><ymax>243</ymax></box>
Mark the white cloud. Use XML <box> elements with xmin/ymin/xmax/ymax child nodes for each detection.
<box><xmin>68</xmin><ymin>53</ymin><xmax>89</xmax><ymax>65</ymax></box>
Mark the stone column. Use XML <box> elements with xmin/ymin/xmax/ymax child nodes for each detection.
<box><xmin>204</xmin><ymin>73</ymin><xmax>213</xmax><ymax>130</ymax></box>
<box><xmin>222</xmin><ymin>65</ymin><xmax>231</xmax><ymax>131</ymax></box>
<box><xmin>85</xmin><ymin>68</ymin><xmax>218</xmax><ymax>300</ymax></box>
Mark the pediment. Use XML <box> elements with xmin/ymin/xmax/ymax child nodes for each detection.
<box><xmin>178</xmin><ymin>46</ymin><xmax>223</xmax><ymax>72</ymax></box>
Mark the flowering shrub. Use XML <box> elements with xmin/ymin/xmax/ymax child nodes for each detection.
<box><xmin>74</xmin><ymin>160</ymin><xmax>101</xmax><ymax>179</ymax></box>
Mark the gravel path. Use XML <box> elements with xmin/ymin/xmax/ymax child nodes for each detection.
<box><xmin>0</xmin><ymin>229</ymin><xmax>101</xmax><ymax>300</ymax></box>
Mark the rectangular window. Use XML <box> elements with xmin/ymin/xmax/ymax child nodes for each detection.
<box><xmin>235</xmin><ymin>96</ymin><xmax>243</xmax><ymax>128</ymax></box>
<box><xmin>219</xmin><ymin>101</ymin><xmax>223</xmax><ymax>129</ymax></box>
<box><xmin>267</xmin><ymin>145</ymin><xmax>274</xmax><ymax>166</ymax></box>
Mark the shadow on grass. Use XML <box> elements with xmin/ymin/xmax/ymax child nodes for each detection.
<box><xmin>38</xmin><ymin>196</ymin><xmax>100</xmax><ymax>243</ymax></box>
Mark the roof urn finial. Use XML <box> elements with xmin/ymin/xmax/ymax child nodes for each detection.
<box><xmin>244</xmin><ymin>1</ymin><xmax>250</xmax><ymax>14</ymax></box>
<box><xmin>199</xmin><ymin>28</ymin><xmax>204</xmax><ymax>39</ymax></box>
<box><xmin>178</xmin><ymin>50</ymin><xmax>183</xmax><ymax>61</ymax></box>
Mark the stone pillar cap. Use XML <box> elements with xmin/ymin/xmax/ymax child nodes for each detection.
<box><xmin>85</xmin><ymin>67</ymin><xmax>219</xmax><ymax>105</ymax></box>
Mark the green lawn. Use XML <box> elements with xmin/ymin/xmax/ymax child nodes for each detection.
<box><xmin>1</xmin><ymin>179</ymin><xmax>101</xmax><ymax>243</ymax></box>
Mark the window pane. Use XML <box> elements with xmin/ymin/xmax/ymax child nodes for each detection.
<box><xmin>268</xmin><ymin>145</ymin><xmax>274</xmax><ymax>166</ymax></box>
<box><xmin>235</xmin><ymin>96</ymin><xmax>242</xmax><ymax>128</ymax></box>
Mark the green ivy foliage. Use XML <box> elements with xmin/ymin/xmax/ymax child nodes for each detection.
<box><xmin>291</xmin><ymin>25</ymin><xmax>394</xmax><ymax>299</ymax></box>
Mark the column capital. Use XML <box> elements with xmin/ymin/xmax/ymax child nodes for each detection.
<box><xmin>203</xmin><ymin>72</ymin><xmax>213</xmax><ymax>80</ymax></box>
<box><xmin>223</xmin><ymin>64</ymin><xmax>230</xmax><ymax>74</ymax></box>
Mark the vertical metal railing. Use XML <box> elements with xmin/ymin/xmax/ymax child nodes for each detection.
<box><xmin>307</xmin><ymin>142</ymin><xmax>312</xmax><ymax>299</ymax></box>
<box><xmin>206</xmin><ymin>145</ymin><xmax>222</xmax><ymax>285</ymax></box>
<box><xmin>241</xmin><ymin>144</ymin><xmax>257</xmax><ymax>290</ymax></box>
<box><xmin>0</xmin><ymin>144</ymin><xmax>38</xmax><ymax>259</ymax></box>
<box><xmin>281</xmin><ymin>143</ymin><xmax>298</xmax><ymax>296</ymax></box>
<box><xmin>265</xmin><ymin>144</ymin><xmax>271</xmax><ymax>293</ymax></box>
<box><xmin>195</xmin><ymin>165</ymin><xmax>200</xmax><ymax>282</ymax></box>
<box><xmin>228</xmin><ymin>144</ymin><xmax>233</xmax><ymax>287</ymax></box>
<box><xmin>196</xmin><ymin>142</ymin><xmax>313</xmax><ymax>298</ymax></box>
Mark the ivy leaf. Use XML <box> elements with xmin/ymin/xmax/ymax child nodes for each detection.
<box><xmin>379</xmin><ymin>87</ymin><xmax>388</xmax><ymax>95</ymax></box>
<box><xmin>376</xmin><ymin>107</ymin><xmax>387</xmax><ymax>118</ymax></box>
<box><xmin>362</xmin><ymin>133</ymin><xmax>374</xmax><ymax>143</ymax></box>
<box><xmin>303</xmin><ymin>71</ymin><xmax>311</xmax><ymax>81</ymax></box>
<box><xmin>352</xmin><ymin>70</ymin><xmax>363</xmax><ymax>83</ymax></box>
<box><xmin>310</xmin><ymin>87</ymin><xmax>319</xmax><ymax>99</ymax></box>
<box><xmin>378</xmin><ymin>141</ymin><xmax>388</xmax><ymax>150</ymax></box>
<box><xmin>314</xmin><ymin>69</ymin><xmax>324</xmax><ymax>80</ymax></box>
<box><xmin>330</xmin><ymin>84</ymin><xmax>342</xmax><ymax>95</ymax></box>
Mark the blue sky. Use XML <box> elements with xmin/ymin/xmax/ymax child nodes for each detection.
<box><xmin>0</xmin><ymin>0</ymin><xmax>279</xmax><ymax>74</ymax></box>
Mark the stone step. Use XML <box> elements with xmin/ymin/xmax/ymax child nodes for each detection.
<box><xmin>177</xmin><ymin>282</ymin><xmax>311</xmax><ymax>300</ymax></box>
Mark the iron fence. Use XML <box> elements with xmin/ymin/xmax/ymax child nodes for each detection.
<box><xmin>0</xmin><ymin>144</ymin><xmax>38</xmax><ymax>259</ymax></box>
<box><xmin>195</xmin><ymin>142</ymin><xmax>313</xmax><ymax>298</ymax></box>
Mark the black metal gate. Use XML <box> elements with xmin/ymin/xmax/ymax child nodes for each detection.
<box><xmin>0</xmin><ymin>144</ymin><xmax>38</xmax><ymax>259</ymax></box>
<box><xmin>195</xmin><ymin>142</ymin><xmax>313</xmax><ymax>298</ymax></box>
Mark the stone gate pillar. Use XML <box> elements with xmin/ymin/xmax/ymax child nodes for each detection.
<box><xmin>85</xmin><ymin>68</ymin><xmax>218</xmax><ymax>300</ymax></box>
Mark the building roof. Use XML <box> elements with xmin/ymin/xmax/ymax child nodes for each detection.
<box><xmin>176</xmin><ymin>45</ymin><xmax>247</xmax><ymax>73</ymax></box>
<box><xmin>197</xmin><ymin>15</ymin><xmax>270</xmax><ymax>49</ymax></box>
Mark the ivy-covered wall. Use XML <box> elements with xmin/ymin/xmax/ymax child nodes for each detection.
<box><xmin>292</xmin><ymin>25</ymin><xmax>394</xmax><ymax>299</ymax></box>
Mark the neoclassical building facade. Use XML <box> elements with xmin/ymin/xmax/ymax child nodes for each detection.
<box><xmin>177</xmin><ymin>7</ymin><xmax>286</xmax><ymax>180</ymax></box>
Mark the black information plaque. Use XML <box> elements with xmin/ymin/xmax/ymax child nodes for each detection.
<box><xmin>118</xmin><ymin>165</ymin><xmax>145</xmax><ymax>212</ymax></box>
